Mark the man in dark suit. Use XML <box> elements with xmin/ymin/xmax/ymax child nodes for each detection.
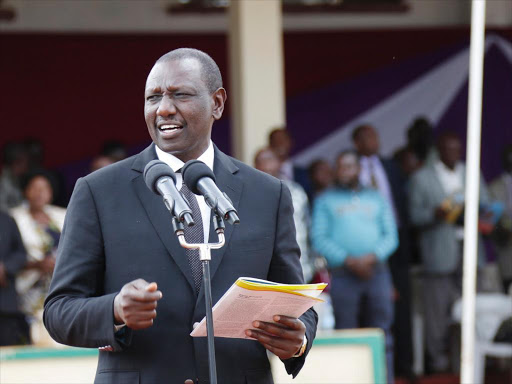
<box><xmin>43</xmin><ymin>48</ymin><xmax>317</xmax><ymax>384</ymax></box>
<box><xmin>0</xmin><ymin>211</ymin><xmax>28</xmax><ymax>346</ymax></box>
<box><xmin>352</xmin><ymin>124</ymin><xmax>412</xmax><ymax>379</ymax></box>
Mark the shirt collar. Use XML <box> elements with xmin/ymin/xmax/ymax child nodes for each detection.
<box><xmin>434</xmin><ymin>159</ymin><xmax>463</xmax><ymax>174</ymax></box>
<box><xmin>360</xmin><ymin>154</ymin><xmax>379</xmax><ymax>164</ymax></box>
<box><xmin>154</xmin><ymin>141</ymin><xmax>215</xmax><ymax>172</ymax></box>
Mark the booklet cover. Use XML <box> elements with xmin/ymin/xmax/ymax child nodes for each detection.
<box><xmin>190</xmin><ymin>277</ymin><xmax>327</xmax><ymax>339</ymax></box>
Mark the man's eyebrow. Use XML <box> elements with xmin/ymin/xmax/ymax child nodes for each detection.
<box><xmin>145</xmin><ymin>86</ymin><xmax>162</xmax><ymax>94</ymax></box>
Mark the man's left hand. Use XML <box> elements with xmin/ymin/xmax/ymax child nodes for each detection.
<box><xmin>245</xmin><ymin>315</ymin><xmax>306</xmax><ymax>360</ymax></box>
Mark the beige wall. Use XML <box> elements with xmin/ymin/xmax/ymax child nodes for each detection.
<box><xmin>229</xmin><ymin>0</ymin><xmax>286</xmax><ymax>164</ymax></box>
<box><xmin>1</xmin><ymin>0</ymin><xmax>511</xmax><ymax>33</ymax></box>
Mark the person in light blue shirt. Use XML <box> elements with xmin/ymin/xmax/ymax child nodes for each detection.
<box><xmin>312</xmin><ymin>150</ymin><xmax>398</xmax><ymax>384</ymax></box>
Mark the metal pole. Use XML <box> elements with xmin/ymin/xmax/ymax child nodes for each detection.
<box><xmin>177</xmin><ymin>226</ymin><xmax>225</xmax><ymax>384</ymax></box>
<box><xmin>202</xmin><ymin>259</ymin><xmax>217</xmax><ymax>384</ymax></box>
<box><xmin>461</xmin><ymin>1</ymin><xmax>486</xmax><ymax>383</ymax></box>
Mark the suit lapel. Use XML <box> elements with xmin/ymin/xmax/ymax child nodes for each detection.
<box><xmin>131</xmin><ymin>144</ymin><xmax>196</xmax><ymax>294</ymax></box>
<box><xmin>208</xmin><ymin>147</ymin><xmax>242</xmax><ymax>282</ymax></box>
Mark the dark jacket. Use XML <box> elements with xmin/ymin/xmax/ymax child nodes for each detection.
<box><xmin>0</xmin><ymin>211</ymin><xmax>27</xmax><ymax>314</ymax></box>
<box><xmin>44</xmin><ymin>144</ymin><xmax>317</xmax><ymax>384</ymax></box>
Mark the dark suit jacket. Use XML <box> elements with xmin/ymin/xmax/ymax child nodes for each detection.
<box><xmin>44</xmin><ymin>144</ymin><xmax>317</xmax><ymax>384</ymax></box>
<box><xmin>0</xmin><ymin>211</ymin><xmax>27</xmax><ymax>314</ymax></box>
<box><xmin>380</xmin><ymin>157</ymin><xmax>408</xmax><ymax>228</ymax></box>
<box><xmin>379</xmin><ymin>157</ymin><xmax>411</xmax><ymax>267</ymax></box>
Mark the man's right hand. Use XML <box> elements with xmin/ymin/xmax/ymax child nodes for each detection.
<box><xmin>113</xmin><ymin>279</ymin><xmax>163</xmax><ymax>330</ymax></box>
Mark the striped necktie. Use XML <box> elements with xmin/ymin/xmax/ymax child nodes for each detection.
<box><xmin>179</xmin><ymin>179</ymin><xmax>204</xmax><ymax>294</ymax></box>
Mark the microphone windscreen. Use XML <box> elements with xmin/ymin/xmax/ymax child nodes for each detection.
<box><xmin>143</xmin><ymin>160</ymin><xmax>176</xmax><ymax>194</ymax></box>
<box><xmin>182</xmin><ymin>160</ymin><xmax>216</xmax><ymax>195</ymax></box>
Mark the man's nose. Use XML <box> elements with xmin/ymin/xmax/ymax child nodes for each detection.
<box><xmin>156</xmin><ymin>95</ymin><xmax>177</xmax><ymax>116</ymax></box>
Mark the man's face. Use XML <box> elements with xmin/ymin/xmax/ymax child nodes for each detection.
<box><xmin>144</xmin><ymin>58</ymin><xmax>226</xmax><ymax>162</ymax></box>
<box><xmin>254</xmin><ymin>150</ymin><xmax>281</xmax><ymax>178</ymax></box>
<box><xmin>270</xmin><ymin>131</ymin><xmax>292</xmax><ymax>160</ymax></box>
<box><xmin>312</xmin><ymin>161</ymin><xmax>333</xmax><ymax>189</ymax></box>
<box><xmin>438</xmin><ymin>136</ymin><xmax>461</xmax><ymax>170</ymax></box>
<box><xmin>354</xmin><ymin>126</ymin><xmax>379</xmax><ymax>157</ymax></box>
<box><xmin>336</xmin><ymin>153</ymin><xmax>360</xmax><ymax>186</ymax></box>
<box><xmin>25</xmin><ymin>176</ymin><xmax>53</xmax><ymax>211</ymax></box>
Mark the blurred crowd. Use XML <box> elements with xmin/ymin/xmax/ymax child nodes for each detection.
<box><xmin>254</xmin><ymin>120</ymin><xmax>512</xmax><ymax>381</ymax></box>
<box><xmin>1</xmin><ymin>122</ymin><xmax>511</xmax><ymax>381</ymax></box>
<box><xmin>0</xmin><ymin>139</ymin><xmax>127</xmax><ymax>347</ymax></box>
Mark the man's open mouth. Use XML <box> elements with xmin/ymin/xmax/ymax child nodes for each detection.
<box><xmin>158</xmin><ymin>124</ymin><xmax>183</xmax><ymax>132</ymax></box>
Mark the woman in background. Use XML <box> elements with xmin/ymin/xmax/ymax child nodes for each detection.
<box><xmin>10</xmin><ymin>169</ymin><xmax>66</xmax><ymax>343</ymax></box>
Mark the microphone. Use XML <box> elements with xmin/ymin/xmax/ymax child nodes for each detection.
<box><xmin>143</xmin><ymin>160</ymin><xmax>195</xmax><ymax>227</ymax></box>
<box><xmin>182</xmin><ymin>160</ymin><xmax>240</xmax><ymax>225</ymax></box>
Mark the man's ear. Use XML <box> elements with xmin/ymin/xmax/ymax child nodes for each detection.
<box><xmin>212</xmin><ymin>88</ymin><xmax>227</xmax><ymax>121</ymax></box>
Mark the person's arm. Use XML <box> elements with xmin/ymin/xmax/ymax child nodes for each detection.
<box><xmin>2</xmin><ymin>216</ymin><xmax>27</xmax><ymax>277</ymax></box>
<box><xmin>252</xmin><ymin>181</ymin><xmax>318</xmax><ymax>378</ymax></box>
<box><xmin>311</xmin><ymin>196</ymin><xmax>348</xmax><ymax>267</ymax></box>
<box><xmin>409</xmin><ymin>173</ymin><xmax>438</xmax><ymax>227</ymax></box>
<box><xmin>43</xmin><ymin>178</ymin><xmax>130</xmax><ymax>351</ymax></box>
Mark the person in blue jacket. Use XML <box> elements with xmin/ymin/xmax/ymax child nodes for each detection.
<box><xmin>312</xmin><ymin>149</ymin><xmax>398</xmax><ymax>383</ymax></box>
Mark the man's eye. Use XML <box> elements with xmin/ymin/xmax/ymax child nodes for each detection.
<box><xmin>146</xmin><ymin>95</ymin><xmax>160</xmax><ymax>101</ymax></box>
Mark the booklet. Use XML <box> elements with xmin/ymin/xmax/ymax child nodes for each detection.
<box><xmin>190</xmin><ymin>277</ymin><xmax>327</xmax><ymax>339</ymax></box>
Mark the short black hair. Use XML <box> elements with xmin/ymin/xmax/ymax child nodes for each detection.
<box><xmin>308</xmin><ymin>159</ymin><xmax>328</xmax><ymax>177</ymax></box>
<box><xmin>351</xmin><ymin>124</ymin><xmax>373</xmax><ymax>142</ymax></box>
<box><xmin>436</xmin><ymin>131</ymin><xmax>460</xmax><ymax>147</ymax></box>
<box><xmin>268</xmin><ymin>127</ymin><xmax>289</xmax><ymax>143</ymax></box>
<box><xmin>336</xmin><ymin>149</ymin><xmax>360</xmax><ymax>163</ymax></box>
<box><xmin>407</xmin><ymin>117</ymin><xmax>434</xmax><ymax>161</ymax></box>
<box><xmin>156</xmin><ymin>48</ymin><xmax>223</xmax><ymax>94</ymax></box>
<box><xmin>2</xmin><ymin>141</ymin><xmax>28</xmax><ymax>166</ymax></box>
<box><xmin>20</xmin><ymin>168</ymin><xmax>57</xmax><ymax>196</ymax></box>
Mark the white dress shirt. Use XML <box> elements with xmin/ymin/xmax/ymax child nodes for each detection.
<box><xmin>111</xmin><ymin>143</ymin><xmax>216</xmax><ymax>335</ymax></box>
<box><xmin>434</xmin><ymin>160</ymin><xmax>464</xmax><ymax>198</ymax></box>
<box><xmin>155</xmin><ymin>142</ymin><xmax>214</xmax><ymax>243</ymax></box>
<box><xmin>359</xmin><ymin>155</ymin><xmax>400</xmax><ymax>226</ymax></box>
<box><xmin>279</xmin><ymin>159</ymin><xmax>294</xmax><ymax>181</ymax></box>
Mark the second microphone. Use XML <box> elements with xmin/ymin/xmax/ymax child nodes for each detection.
<box><xmin>182</xmin><ymin>160</ymin><xmax>240</xmax><ymax>225</ymax></box>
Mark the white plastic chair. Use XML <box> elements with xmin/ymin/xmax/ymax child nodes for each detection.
<box><xmin>452</xmin><ymin>293</ymin><xmax>512</xmax><ymax>384</ymax></box>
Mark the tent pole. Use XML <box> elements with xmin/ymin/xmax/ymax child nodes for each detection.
<box><xmin>461</xmin><ymin>1</ymin><xmax>486</xmax><ymax>383</ymax></box>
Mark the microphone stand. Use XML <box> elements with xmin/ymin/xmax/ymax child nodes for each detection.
<box><xmin>172</xmin><ymin>215</ymin><xmax>226</xmax><ymax>384</ymax></box>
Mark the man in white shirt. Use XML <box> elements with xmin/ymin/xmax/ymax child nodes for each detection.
<box><xmin>43</xmin><ymin>48</ymin><xmax>317</xmax><ymax>384</ymax></box>
<box><xmin>409</xmin><ymin>131</ymin><xmax>490</xmax><ymax>373</ymax></box>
